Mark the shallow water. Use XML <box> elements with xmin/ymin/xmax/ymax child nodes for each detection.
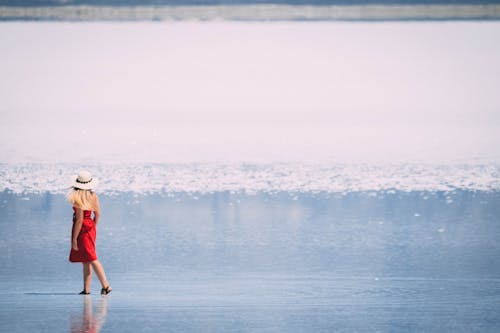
<box><xmin>1</xmin><ymin>190</ymin><xmax>500</xmax><ymax>331</ymax></box>
<box><xmin>2</xmin><ymin>276</ymin><xmax>500</xmax><ymax>332</ymax></box>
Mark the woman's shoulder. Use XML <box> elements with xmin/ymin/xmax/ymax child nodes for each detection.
<box><xmin>92</xmin><ymin>192</ymin><xmax>100</xmax><ymax>208</ymax></box>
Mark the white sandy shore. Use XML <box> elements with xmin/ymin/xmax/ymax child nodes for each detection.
<box><xmin>1</xmin><ymin>162</ymin><xmax>499</xmax><ymax>194</ymax></box>
<box><xmin>1</xmin><ymin>4</ymin><xmax>500</xmax><ymax>21</ymax></box>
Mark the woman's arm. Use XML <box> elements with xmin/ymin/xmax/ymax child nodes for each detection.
<box><xmin>94</xmin><ymin>194</ymin><xmax>100</xmax><ymax>225</ymax></box>
<box><xmin>72</xmin><ymin>207</ymin><xmax>83</xmax><ymax>250</ymax></box>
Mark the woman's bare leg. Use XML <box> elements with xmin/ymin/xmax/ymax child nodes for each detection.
<box><xmin>83</xmin><ymin>262</ymin><xmax>92</xmax><ymax>292</ymax></box>
<box><xmin>90</xmin><ymin>260</ymin><xmax>110</xmax><ymax>289</ymax></box>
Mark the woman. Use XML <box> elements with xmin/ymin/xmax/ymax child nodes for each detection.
<box><xmin>68</xmin><ymin>171</ymin><xmax>112</xmax><ymax>296</ymax></box>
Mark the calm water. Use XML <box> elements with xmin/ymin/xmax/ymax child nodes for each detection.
<box><xmin>1</xmin><ymin>190</ymin><xmax>500</xmax><ymax>332</ymax></box>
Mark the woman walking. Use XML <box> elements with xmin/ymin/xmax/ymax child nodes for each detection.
<box><xmin>68</xmin><ymin>171</ymin><xmax>112</xmax><ymax>296</ymax></box>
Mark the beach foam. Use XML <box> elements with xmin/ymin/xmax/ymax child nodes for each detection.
<box><xmin>1</xmin><ymin>162</ymin><xmax>499</xmax><ymax>194</ymax></box>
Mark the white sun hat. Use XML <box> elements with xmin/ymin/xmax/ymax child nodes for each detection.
<box><xmin>72</xmin><ymin>171</ymin><xmax>98</xmax><ymax>190</ymax></box>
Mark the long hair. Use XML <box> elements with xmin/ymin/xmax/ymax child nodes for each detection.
<box><xmin>67</xmin><ymin>188</ymin><xmax>98</xmax><ymax>211</ymax></box>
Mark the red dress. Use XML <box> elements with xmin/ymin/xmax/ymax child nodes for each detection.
<box><xmin>69</xmin><ymin>207</ymin><xmax>97</xmax><ymax>262</ymax></box>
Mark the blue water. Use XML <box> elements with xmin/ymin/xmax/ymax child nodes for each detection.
<box><xmin>1</xmin><ymin>190</ymin><xmax>500</xmax><ymax>331</ymax></box>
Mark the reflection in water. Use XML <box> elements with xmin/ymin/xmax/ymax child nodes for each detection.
<box><xmin>1</xmin><ymin>191</ymin><xmax>500</xmax><ymax>277</ymax></box>
<box><xmin>70</xmin><ymin>297</ymin><xmax>107</xmax><ymax>333</ymax></box>
<box><xmin>1</xmin><ymin>191</ymin><xmax>500</xmax><ymax>332</ymax></box>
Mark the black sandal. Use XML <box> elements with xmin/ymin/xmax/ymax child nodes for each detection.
<box><xmin>101</xmin><ymin>286</ymin><xmax>112</xmax><ymax>296</ymax></box>
<box><xmin>79</xmin><ymin>290</ymin><xmax>90</xmax><ymax>295</ymax></box>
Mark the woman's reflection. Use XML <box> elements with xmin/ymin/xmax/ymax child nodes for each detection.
<box><xmin>70</xmin><ymin>296</ymin><xmax>107</xmax><ymax>333</ymax></box>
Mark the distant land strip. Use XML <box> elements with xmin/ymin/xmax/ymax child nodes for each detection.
<box><xmin>1</xmin><ymin>5</ymin><xmax>500</xmax><ymax>21</ymax></box>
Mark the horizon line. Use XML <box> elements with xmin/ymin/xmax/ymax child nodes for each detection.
<box><xmin>1</xmin><ymin>4</ymin><xmax>500</xmax><ymax>21</ymax></box>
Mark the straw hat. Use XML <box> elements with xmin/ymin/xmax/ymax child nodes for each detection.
<box><xmin>72</xmin><ymin>171</ymin><xmax>98</xmax><ymax>190</ymax></box>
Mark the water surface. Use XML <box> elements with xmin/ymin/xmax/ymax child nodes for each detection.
<box><xmin>1</xmin><ymin>190</ymin><xmax>499</xmax><ymax>332</ymax></box>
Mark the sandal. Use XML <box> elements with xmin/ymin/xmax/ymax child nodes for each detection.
<box><xmin>101</xmin><ymin>286</ymin><xmax>112</xmax><ymax>296</ymax></box>
<box><xmin>79</xmin><ymin>290</ymin><xmax>90</xmax><ymax>295</ymax></box>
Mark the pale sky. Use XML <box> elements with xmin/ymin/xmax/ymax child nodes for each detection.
<box><xmin>1</xmin><ymin>21</ymin><xmax>499</xmax><ymax>163</ymax></box>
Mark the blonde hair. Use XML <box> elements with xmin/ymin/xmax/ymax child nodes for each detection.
<box><xmin>68</xmin><ymin>188</ymin><xmax>99</xmax><ymax>211</ymax></box>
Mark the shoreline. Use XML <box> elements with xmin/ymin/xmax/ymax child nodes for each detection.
<box><xmin>2</xmin><ymin>162</ymin><xmax>500</xmax><ymax>194</ymax></box>
<box><xmin>1</xmin><ymin>4</ymin><xmax>500</xmax><ymax>21</ymax></box>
